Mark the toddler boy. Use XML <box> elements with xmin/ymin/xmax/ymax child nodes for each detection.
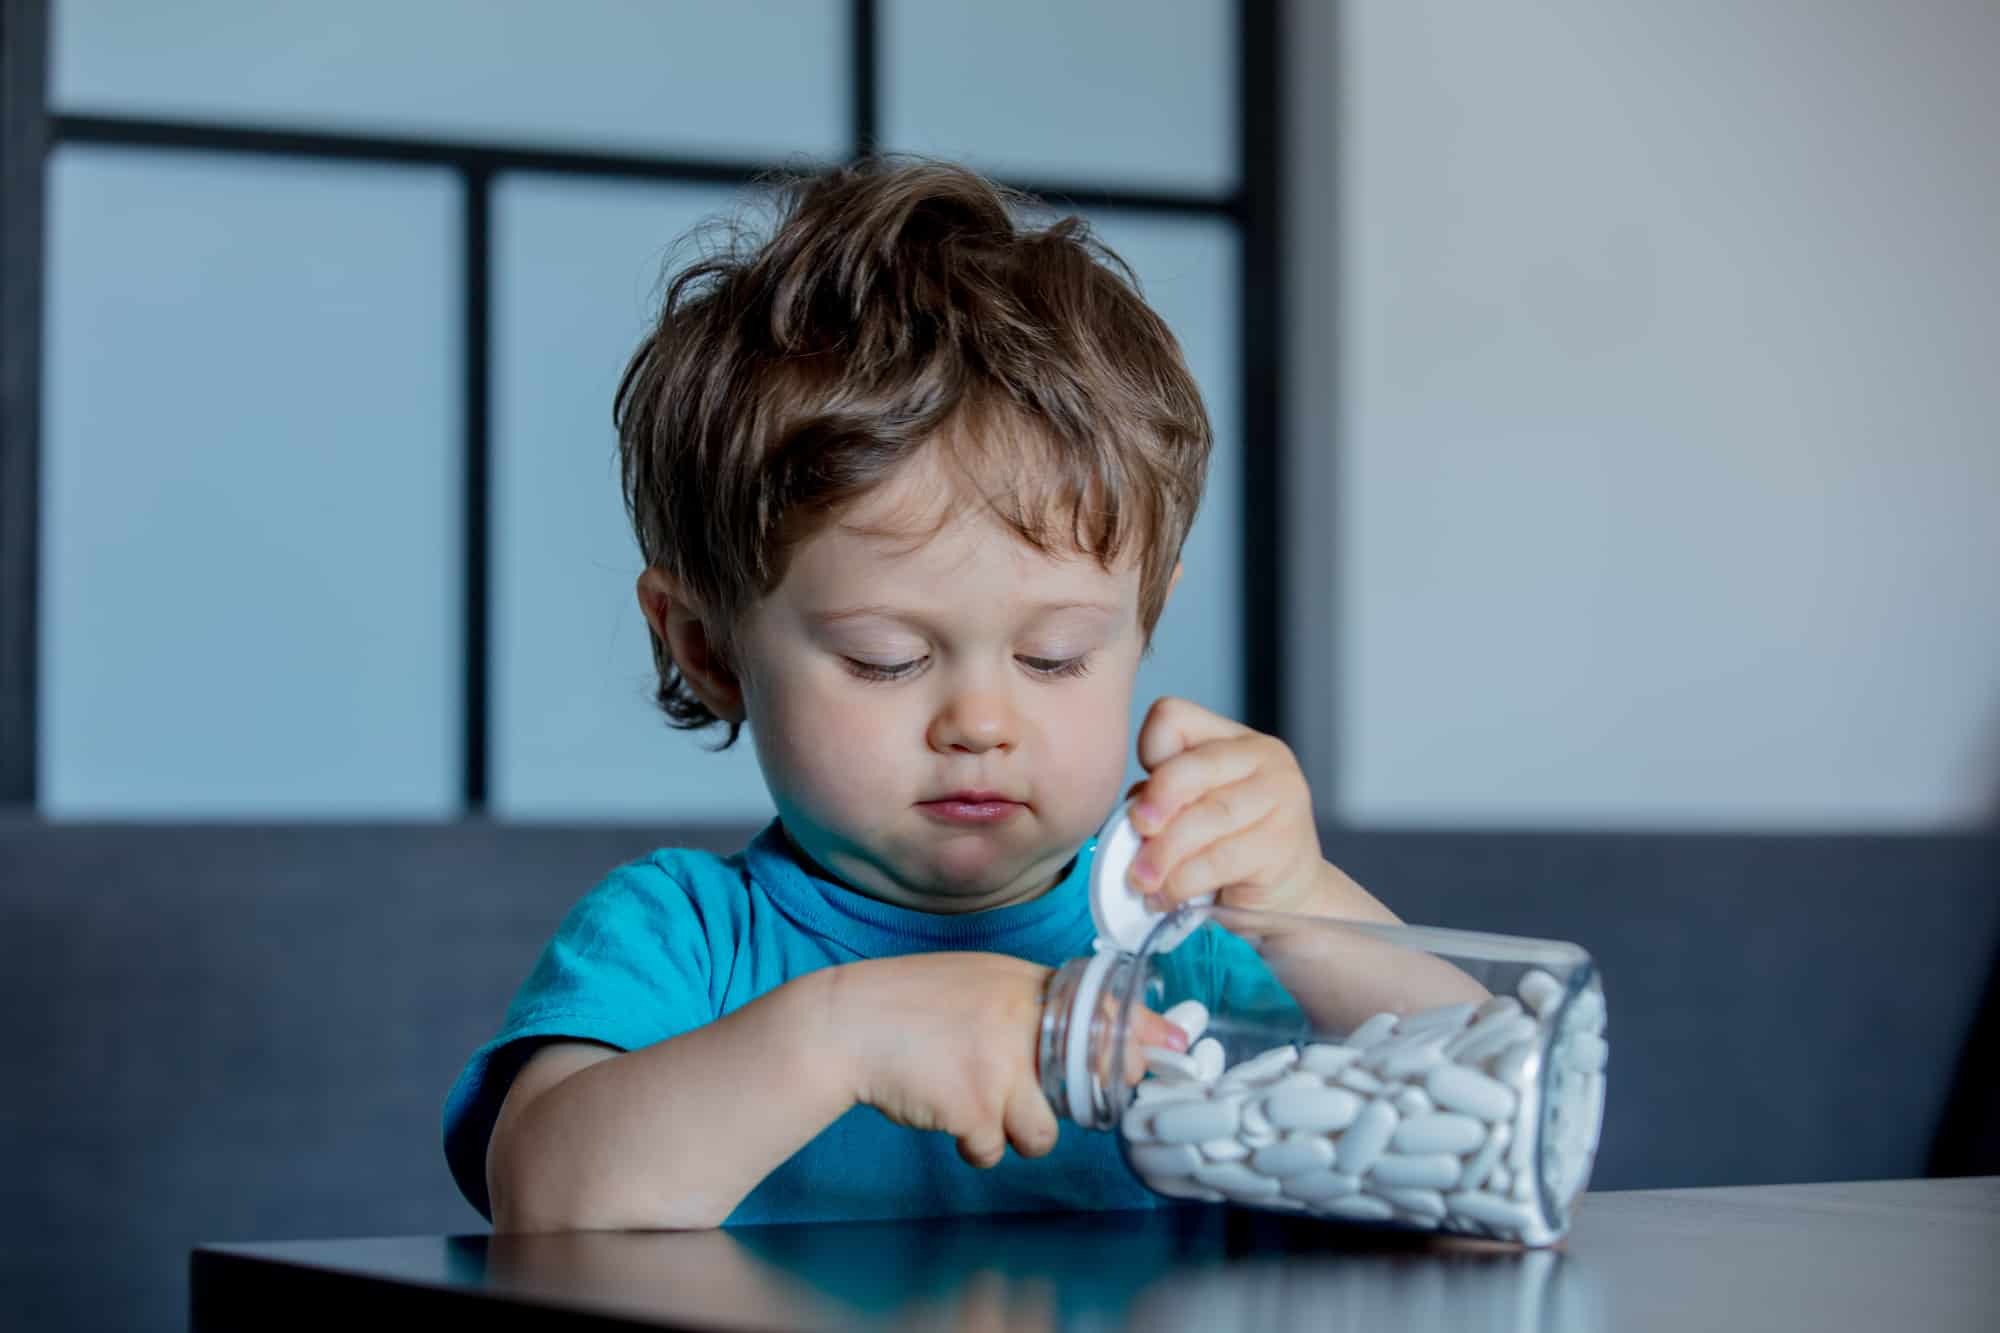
<box><xmin>443</xmin><ymin>157</ymin><xmax>1403</xmax><ymax>1232</ymax></box>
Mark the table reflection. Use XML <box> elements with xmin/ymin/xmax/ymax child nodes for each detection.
<box><xmin>477</xmin><ymin>1205</ymin><xmax>1603</xmax><ymax>1331</ymax></box>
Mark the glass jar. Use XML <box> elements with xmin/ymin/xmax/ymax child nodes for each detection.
<box><xmin>1038</xmin><ymin>903</ymin><xmax>1608</xmax><ymax>1246</ymax></box>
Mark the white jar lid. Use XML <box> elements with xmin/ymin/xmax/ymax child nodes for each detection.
<box><xmin>1088</xmin><ymin>799</ymin><xmax>1211</xmax><ymax>954</ymax></box>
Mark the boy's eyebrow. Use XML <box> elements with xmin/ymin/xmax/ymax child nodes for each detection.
<box><xmin>810</xmin><ymin>600</ymin><xmax>1122</xmax><ymax>626</ymax></box>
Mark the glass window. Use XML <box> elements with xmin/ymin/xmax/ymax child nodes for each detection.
<box><xmin>40</xmin><ymin>146</ymin><xmax>462</xmax><ymax>817</ymax></box>
<box><xmin>882</xmin><ymin>0</ymin><xmax>1236</xmax><ymax>194</ymax></box>
<box><xmin>52</xmin><ymin>0</ymin><xmax>851</xmax><ymax>163</ymax></box>
<box><xmin>489</xmin><ymin>174</ymin><xmax>774</xmax><ymax>822</ymax></box>
<box><xmin>1079</xmin><ymin>210</ymin><xmax>1244</xmax><ymax>776</ymax></box>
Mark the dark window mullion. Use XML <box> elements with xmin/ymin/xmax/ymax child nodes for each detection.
<box><xmin>463</xmin><ymin>167</ymin><xmax>491</xmax><ymax>810</ymax></box>
<box><xmin>853</xmin><ymin>0</ymin><xmax>878</xmax><ymax>158</ymax></box>
<box><xmin>1240</xmin><ymin>0</ymin><xmax>1284</xmax><ymax>739</ymax></box>
<box><xmin>0</xmin><ymin>0</ymin><xmax>49</xmax><ymax>805</ymax></box>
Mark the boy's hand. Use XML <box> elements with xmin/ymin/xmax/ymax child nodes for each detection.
<box><xmin>1124</xmin><ymin>696</ymin><xmax>1392</xmax><ymax>922</ymax></box>
<box><xmin>823</xmin><ymin>954</ymin><xmax>1187</xmax><ymax>1169</ymax></box>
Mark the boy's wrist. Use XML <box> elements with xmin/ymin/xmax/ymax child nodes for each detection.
<box><xmin>1291</xmin><ymin>858</ymin><xmax>1402</xmax><ymax>926</ymax></box>
<box><xmin>789</xmin><ymin>964</ymin><xmax>866</xmax><ymax>1113</ymax></box>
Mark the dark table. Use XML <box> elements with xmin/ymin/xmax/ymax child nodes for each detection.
<box><xmin>191</xmin><ymin>1176</ymin><xmax>2000</xmax><ymax>1331</ymax></box>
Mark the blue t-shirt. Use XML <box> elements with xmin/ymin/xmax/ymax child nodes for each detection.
<box><xmin>443</xmin><ymin>819</ymin><xmax>1293</xmax><ymax>1226</ymax></box>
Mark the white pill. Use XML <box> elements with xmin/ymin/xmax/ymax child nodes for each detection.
<box><xmin>1152</xmin><ymin>1097</ymin><xmax>1241</xmax><ymax>1144</ymax></box>
<box><xmin>1475</xmin><ymin>995</ymin><xmax>1524</xmax><ymax>1023</ymax></box>
<box><xmin>1511</xmin><ymin>1165</ymin><xmax>1535</xmax><ymax>1201</ymax></box>
<box><xmin>1134</xmin><ymin>1080</ymin><xmax>1202</xmax><ymax>1105</ymax></box>
<box><xmin>1517</xmin><ymin>969</ymin><xmax>1563</xmax><ymax>1017</ymax></box>
<box><xmin>1120</xmin><ymin>1109</ymin><xmax>1156</xmax><ymax>1143</ymax></box>
<box><xmin>1396</xmin><ymin>1001</ymin><xmax>1480</xmax><ymax>1038</ymax></box>
<box><xmin>1334</xmin><ymin>1098</ymin><xmax>1400</xmax><ymax>1175</ymax></box>
<box><xmin>1376</xmin><ymin>1035</ymin><xmax>1452</xmax><ymax>1081</ymax></box>
<box><xmin>1263</xmin><ymin>1195</ymin><xmax>1311</xmax><ymax>1212</ymax></box>
<box><xmin>1368</xmin><ymin>1152</ymin><xmax>1463</xmax><ymax>1190</ymax></box>
<box><xmin>1263</xmin><ymin>1085</ymin><xmax>1362</xmax><ymax>1133</ymax></box>
<box><xmin>1381</xmin><ymin>1187</ymin><xmax>1448</xmax><ymax>1219</ymax></box>
<box><xmin>1489</xmin><ymin>1165</ymin><xmax>1514</xmax><ymax>1195</ymax></box>
<box><xmin>1489</xmin><ymin>1040</ymin><xmax>1538</xmax><ymax>1091</ymax></box>
<box><xmin>1336</xmin><ymin>1068</ymin><xmax>1387</xmax><ymax>1096</ymax></box>
<box><xmin>1250</xmin><ymin>1134</ymin><xmax>1337</xmax><ymax>1178</ymax></box>
<box><xmin>1217</xmin><ymin>1045</ymin><xmax>1299</xmax><ymax>1089</ymax></box>
<box><xmin>1265</xmin><ymin>1070</ymin><xmax>1325</xmax><ymax>1095</ymax></box>
<box><xmin>1394</xmin><ymin>1087</ymin><xmax>1435</xmax><ymax>1118</ymax></box>
<box><xmin>1241</xmin><ymin>1096</ymin><xmax>1274</xmax><ymax>1137</ymax></box>
<box><xmin>1147</xmin><ymin>1176</ymin><xmax>1225</xmax><ymax>1203</ymax></box>
<box><xmin>1190</xmin><ymin>1036</ymin><xmax>1226</xmax><ymax>1082</ymax></box>
<box><xmin>1426</xmin><ymin>1065</ymin><xmax>1518</xmax><ymax>1123</ymax></box>
<box><xmin>1356</xmin><ymin>1027</ymin><xmax>1424</xmax><ymax>1068</ymax></box>
<box><xmin>1445</xmin><ymin>1011</ymin><xmax>1539</xmax><ymax>1066</ymax></box>
<box><xmin>1144</xmin><ymin>1049</ymin><xmax>1205</xmax><ymax>1083</ymax></box>
<box><xmin>1201</xmin><ymin>1136</ymin><xmax>1250</xmax><ymax>1163</ymax></box>
<box><xmin>1447</xmin><ymin>1190</ymin><xmax>1537</xmax><ymax>1233</ymax></box>
<box><xmin>1162</xmin><ymin>1000</ymin><xmax>1210</xmax><ymax>1043</ymax></box>
<box><xmin>1571</xmin><ymin>987</ymin><xmax>1606</xmax><ymax>1034</ymax></box>
<box><xmin>1507</xmin><ymin>1089</ymin><xmax>1537</xmax><ymax>1172</ymax></box>
<box><xmin>1345</xmin><ymin>1012</ymin><xmax>1400</xmax><ymax>1048</ymax></box>
<box><xmin>1282</xmin><ymin>1169</ymin><xmax>1361</xmax><ymax>1201</ymax></box>
<box><xmin>1315</xmin><ymin>1194</ymin><xmax>1396</xmax><ymax>1221</ymax></box>
<box><xmin>1128</xmin><ymin>1143</ymin><xmax>1201</xmax><ymax>1177</ymax></box>
<box><xmin>1392</xmin><ymin>1111</ymin><xmax>1487</xmax><ymax>1156</ymax></box>
<box><xmin>1193</xmin><ymin>1162</ymin><xmax>1282</xmax><ymax>1198</ymax></box>
<box><xmin>1564</xmin><ymin>1032</ymin><xmax>1609</xmax><ymax>1074</ymax></box>
<box><xmin>1458</xmin><ymin>1123</ymin><xmax>1510</xmax><ymax>1191</ymax></box>
<box><xmin>1299</xmin><ymin>1043</ymin><xmax>1361</xmax><ymax>1076</ymax></box>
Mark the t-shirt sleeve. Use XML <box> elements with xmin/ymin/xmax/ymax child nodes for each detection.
<box><xmin>441</xmin><ymin>857</ymin><xmax>722</xmax><ymax>1220</ymax></box>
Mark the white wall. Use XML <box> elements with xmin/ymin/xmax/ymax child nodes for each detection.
<box><xmin>1294</xmin><ymin>0</ymin><xmax>2000</xmax><ymax>831</ymax></box>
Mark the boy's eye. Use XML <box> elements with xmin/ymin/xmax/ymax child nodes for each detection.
<box><xmin>845</xmin><ymin>657</ymin><xmax>926</xmax><ymax>682</ymax></box>
<box><xmin>1020</xmin><ymin>655</ymin><xmax>1093</xmax><ymax>680</ymax></box>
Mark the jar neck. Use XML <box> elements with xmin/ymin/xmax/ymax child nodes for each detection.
<box><xmin>1038</xmin><ymin>951</ymin><xmax>1138</xmax><ymax>1129</ymax></box>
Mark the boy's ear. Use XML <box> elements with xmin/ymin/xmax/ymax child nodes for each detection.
<box><xmin>636</xmin><ymin>568</ymin><xmax>746</xmax><ymax>723</ymax></box>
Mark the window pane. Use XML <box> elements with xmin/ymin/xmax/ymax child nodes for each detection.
<box><xmin>882</xmin><ymin>0</ymin><xmax>1236</xmax><ymax>194</ymax></box>
<box><xmin>53</xmin><ymin>0</ymin><xmax>850</xmax><ymax>163</ymax></box>
<box><xmin>1079</xmin><ymin>211</ymin><xmax>1244</xmax><ymax>773</ymax></box>
<box><xmin>490</xmin><ymin>174</ymin><xmax>774</xmax><ymax>822</ymax></box>
<box><xmin>41</xmin><ymin>146</ymin><xmax>461</xmax><ymax>817</ymax></box>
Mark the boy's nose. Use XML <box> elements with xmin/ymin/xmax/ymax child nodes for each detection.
<box><xmin>927</xmin><ymin>688</ymin><xmax>1017</xmax><ymax>754</ymax></box>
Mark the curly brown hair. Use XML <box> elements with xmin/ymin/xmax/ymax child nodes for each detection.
<box><xmin>613</xmin><ymin>156</ymin><xmax>1213</xmax><ymax>747</ymax></box>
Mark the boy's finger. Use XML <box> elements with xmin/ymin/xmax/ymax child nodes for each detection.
<box><xmin>1131</xmin><ymin>775</ymin><xmax>1278</xmax><ymax>900</ymax></box>
<box><xmin>1135</xmin><ymin>696</ymin><xmax>1253</xmax><ymax>774</ymax></box>
<box><xmin>1003</xmin><ymin>1083</ymin><xmax>1061</xmax><ymax>1160</ymax></box>
<box><xmin>957</xmin><ymin>1129</ymin><xmax>1007</xmax><ymax>1170</ymax></box>
<box><xmin>1130</xmin><ymin>1005</ymin><xmax>1192</xmax><ymax>1055</ymax></box>
<box><xmin>1129</xmin><ymin>738</ymin><xmax>1267</xmax><ymax>837</ymax></box>
<box><xmin>1157</xmin><ymin>811</ymin><xmax>1280</xmax><ymax>907</ymax></box>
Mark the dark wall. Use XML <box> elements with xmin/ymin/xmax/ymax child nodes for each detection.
<box><xmin>4</xmin><ymin>816</ymin><xmax>1995</xmax><ymax>1331</ymax></box>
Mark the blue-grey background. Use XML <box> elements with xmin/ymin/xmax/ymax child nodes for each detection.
<box><xmin>3</xmin><ymin>3</ymin><xmax>1996</xmax><ymax>1331</ymax></box>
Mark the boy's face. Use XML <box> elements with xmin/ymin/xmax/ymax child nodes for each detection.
<box><xmin>729</xmin><ymin>451</ymin><xmax>1164</xmax><ymax>913</ymax></box>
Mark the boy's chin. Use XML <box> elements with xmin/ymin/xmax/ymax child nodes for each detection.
<box><xmin>919</xmin><ymin>840</ymin><xmax>1069</xmax><ymax>903</ymax></box>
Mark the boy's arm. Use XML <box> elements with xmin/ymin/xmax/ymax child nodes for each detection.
<box><xmin>485</xmin><ymin>951</ymin><xmax>1182</xmax><ymax>1233</ymax></box>
<box><xmin>486</xmin><ymin>968</ymin><xmax>851</xmax><ymax>1233</ymax></box>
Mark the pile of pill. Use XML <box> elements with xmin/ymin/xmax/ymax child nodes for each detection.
<box><xmin>1120</xmin><ymin>968</ymin><xmax>1608</xmax><ymax>1245</ymax></box>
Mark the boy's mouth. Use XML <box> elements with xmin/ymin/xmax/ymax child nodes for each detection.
<box><xmin>917</xmin><ymin>791</ymin><xmax>1024</xmax><ymax>825</ymax></box>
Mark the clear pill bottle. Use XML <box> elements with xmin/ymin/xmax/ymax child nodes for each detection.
<box><xmin>1037</xmin><ymin>902</ymin><xmax>1609</xmax><ymax>1247</ymax></box>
